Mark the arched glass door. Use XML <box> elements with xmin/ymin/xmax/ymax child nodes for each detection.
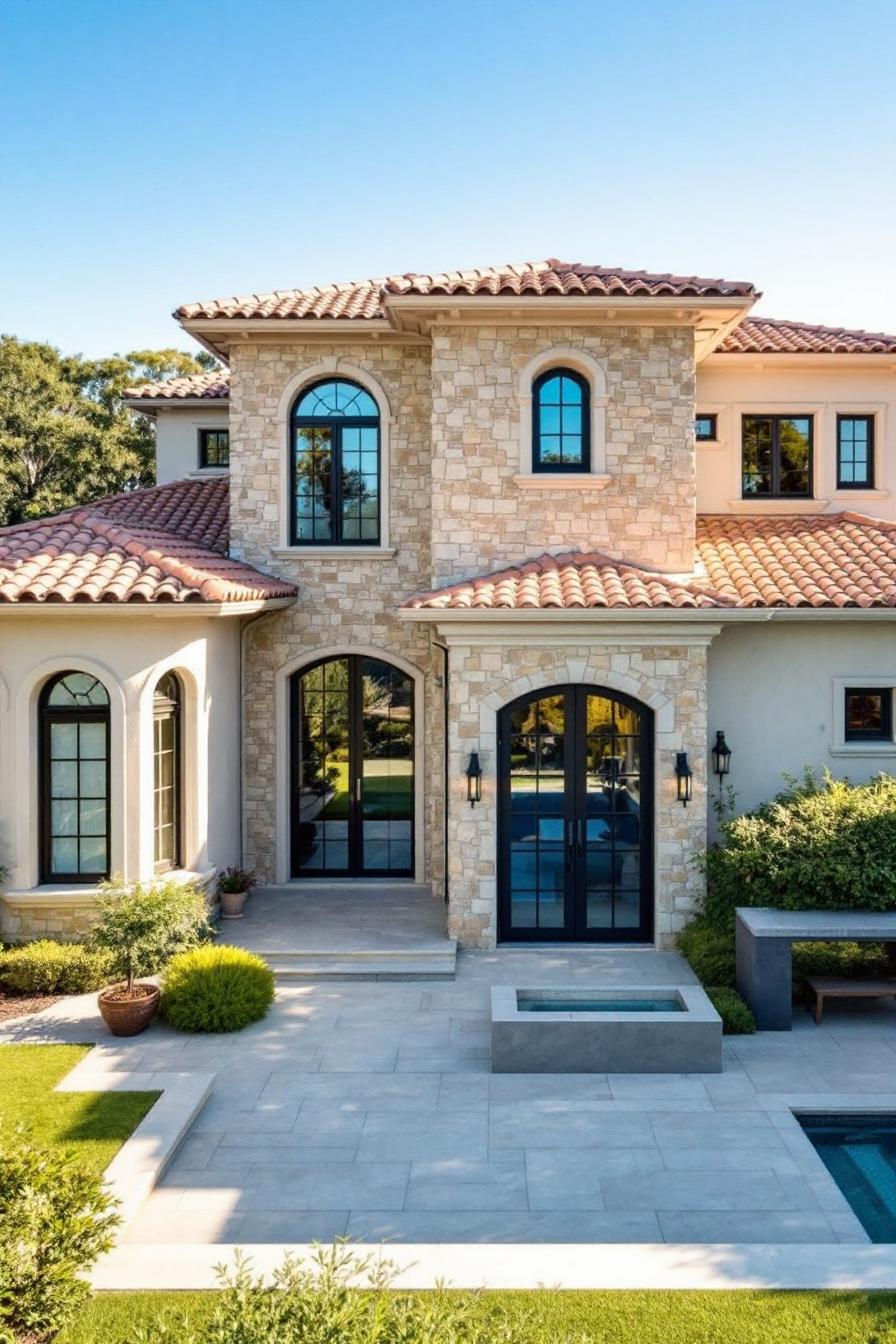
<box><xmin>291</xmin><ymin>656</ymin><xmax>414</xmax><ymax>877</ymax></box>
<box><xmin>498</xmin><ymin>685</ymin><xmax>653</xmax><ymax>942</ymax></box>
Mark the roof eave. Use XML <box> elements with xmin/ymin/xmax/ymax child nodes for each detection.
<box><xmin>123</xmin><ymin>397</ymin><xmax>230</xmax><ymax>412</ymax></box>
<box><xmin>703</xmin><ymin>351</ymin><xmax>896</xmax><ymax>368</ymax></box>
<box><xmin>399</xmin><ymin>605</ymin><xmax>896</xmax><ymax>624</ymax></box>
<box><xmin>0</xmin><ymin>595</ymin><xmax>296</xmax><ymax>618</ymax></box>
<box><xmin>177</xmin><ymin>317</ymin><xmax>400</xmax><ymax>357</ymax></box>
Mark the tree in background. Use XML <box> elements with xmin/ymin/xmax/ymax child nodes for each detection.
<box><xmin>0</xmin><ymin>336</ymin><xmax>220</xmax><ymax>525</ymax></box>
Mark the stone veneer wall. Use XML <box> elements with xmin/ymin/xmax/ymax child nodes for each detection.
<box><xmin>430</xmin><ymin>324</ymin><xmax>696</xmax><ymax>583</ymax></box>
<box><xmin>444</xmin><ymin>641</ymin><xmax>709</xmax><ymax>948</ymax></box>
<box><xmin>227</xmin><ymin>342</ymin><xmax>444</xmax><ymax>887</ymax></box>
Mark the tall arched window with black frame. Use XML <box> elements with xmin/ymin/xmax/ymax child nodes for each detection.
<box><xmin>290</xmin><ymin>378</ymin><xmax>381</xmax><ymax>544</ymax></box>
<box><xmin>39</xmin><ymin>671</ymin><xmax>110</xmax><ymax>883</ymax></box>
<box><xmin>532</xmin><ymin>368</ymin><xmax>590</xmax><ymax>472</ymax></box>
<box><xmin>153</xmin><ymin>673</ymin><xmax>182</xmax><ymax>871</ymax></box>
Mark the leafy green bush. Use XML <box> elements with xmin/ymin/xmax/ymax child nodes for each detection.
<box><xmin>162</xmin><ymin>946</ymin><xmax>274</xmax><ymax>1033</ymax></box>
<box><xmin>128</xmin><ymin>1243</ymin><xmax>552</xmax><ymax>1344</ymax></box>
<box><xmin>0</xmin><ymin>940</ymin><xmax>110</xmax><ymax>996</ymax></box>
<box><xmin>792</xmin><ymin>939</ymin><xmax>892</xmax><ymax>981</ymax></box>
<box><xmin>0</xmin><ymin>1136</ymin><xmax>119</xmax><ymax>1340</ymax></box>
<box><xmin>703</xmin><ymin>769</ymin><xmax>896</xmax><ymax>928</ymax></box>
<box><xmin>706</xmin><ymin>986</ymin><xmax>755</xmax><ymax>1035</ymax></box>
<box><xmin>91</xmin><ymin>876</ymin><xmax>213</xmax><ymax>992</ymax></box>
<box><xmin>676</xmin><ymin>918</ymin><xmax>736</xmax><ymax>988</ymax></box>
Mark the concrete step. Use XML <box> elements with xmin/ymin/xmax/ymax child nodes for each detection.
<box><xmin>265</xmin><ymin>942</ymin><xmax>457</xmax><ymax>982</ymax></box>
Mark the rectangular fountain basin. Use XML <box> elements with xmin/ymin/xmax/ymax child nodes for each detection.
<box><xmin>490</xmin><ymin>984</ymin><xmax>722</xmax><ymax>1073</ymax></box>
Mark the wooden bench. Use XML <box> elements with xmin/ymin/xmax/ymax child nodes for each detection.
<box><xmin>805</xmin><ymin>977</ymin><xmax>896</xmax><ymax>1025</ymax></box>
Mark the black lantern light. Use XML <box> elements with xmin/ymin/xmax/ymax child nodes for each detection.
<box><xmin>675</xmin><ymin>751</ymin><xmax>693</xmax><ymax>806</ymax></box>
<box><xmin>711</xmin><ymin>730</ymin><xmax>732</xmax><ymax>778</ymax></box>
<box><xmin>466</xmin><ymin>751</ymin><xmax>482</xmax><ymax>807</ymax></box>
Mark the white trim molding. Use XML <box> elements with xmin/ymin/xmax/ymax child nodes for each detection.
<box><xmin>276</xmin><ymin>359</ymin><xmax>393</xmax><ymax>551</ymax></box>
<box><xmin>272</xmin><ymin>644</ymin><xmax>426</xmax><ymax>884</ymax></box>
<box><xmin>517</xmin><ymin>346</ymin><xmax>609</xmax><ymax>477</ymax></box>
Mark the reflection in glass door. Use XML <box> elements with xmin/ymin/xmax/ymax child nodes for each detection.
<box><xmin>291</xmin><ymin>656</ymin><xmax>414</xmax><ymax>877</ymax></box>
<box><xmin>498</xmin><ymin>685</ymin><xmax>652</xmax><ymax>942</ymax></box>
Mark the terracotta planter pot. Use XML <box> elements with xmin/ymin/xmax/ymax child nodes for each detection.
<box><xmin>98</xmin><ymin>982</ymin><xmax>160</xmax><ymax>1036</ymax></box>
<box><xmin>219</xmin><ymin>888</ymin><xmax>249</xmax><ymax>919</ymax></box>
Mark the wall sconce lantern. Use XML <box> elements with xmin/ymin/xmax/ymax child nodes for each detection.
<box><xmin>466</xmin><ymin>751</ymin><xmax>482</xmax><ymax>807</ymax></box>
<box><xmin>711</xmin><ymin>730</ymin><xmax>732</xmax><ymax>778</ymax></box>
<box><xmin>675</xmin><ymin>751</ymin><xmax>693</xmax><ymax>806</ymax></box>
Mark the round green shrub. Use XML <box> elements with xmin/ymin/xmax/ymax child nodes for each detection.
<box><xmin>706</xmin><ymin>986</ymin><xmax>755</xmax><ymax>1035</ymax></box>
<box><xmin>704</xmin><ymin>769</ymin><xmax>896</xmax><ymax>928</ymax></box>
<box><xmin>676</xmin><ymin>919</ymin><xmax>736</xmax><ymax>988</ymax></box>
<box><xmin>0</xmin><ymin>940</ymin><xmax>111</xmax><ymax>995</ymax></box>
<box><xmin>161</xmin><ymin>946</ymin><xmax>274</xmax><ymax>1032</ymax></box>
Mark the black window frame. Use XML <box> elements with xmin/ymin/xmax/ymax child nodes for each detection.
<box><xmin>198</xmin><ymin>428</ymin><xmax>230</xmax><ymax>469</ymax></box>
<box><xmin>153</xmin><ymin>672</ymin><xmax>182</xmax><ymax>872</ymax></box>
<box><xmin>290</xmin><ymin>379</ymin><xmax>381</xmax><ymax>546</ymax></box>
<box><xmin>844</xmin><ymin>687</ymin><xmax>893</xmax><ymax>743</ymax></box>
<box><xmin>837</xmin><ymin>414</ymin><xmax>875</xmax><ymax>490</ymax></box>
<box><xmin>532</xmin><ymin>367</ymin><xmax>591</xmax><ymax>473</ymax></box>
<box><xmin>741</xmin><ymin>413</ymin><xmax>814</xmax><ymax>499</ymax></box>
<box><xmin>39</xmin><ymin>672</ymin><xmax>111</xmax><ymax>884</ymax></box>
<box><xmin>695</xmin><ymin>413</ymin><xmax>717</xmax><ymax>442</ymax></box>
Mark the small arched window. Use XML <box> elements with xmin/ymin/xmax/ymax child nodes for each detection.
<box><xmin>39</xmin><ymin>671</ymin><xmax>110</xmax><ymax>883</ymax></box>
<box><xmin>153</xmin><ymin>673</ymin><xmax>182</xmax><ymax>871</ymax></box>
<box><xmin>532</xmin><ymin>368</ymin><xmax>590</xmax><ymax>472</ymax></box>
<box><xmin>290</xmin><ymin>378</ymin><xmax>380</xmax><ymax>545</ymax></box>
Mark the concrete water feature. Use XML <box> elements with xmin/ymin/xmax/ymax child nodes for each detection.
<box><xmin>490</xmin><ymin>984</ymin><xmax>722</xmax><ymax>1073</ymax></box>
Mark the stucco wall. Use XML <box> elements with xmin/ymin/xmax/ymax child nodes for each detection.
<box><xmin>431</xmin><ymin>324</ymin><xmax>697</xmax><ymax>582</ymax></box>
<box><xmin>443</xmin><ymin>638</ymin><xmax>709</xmax><ymax>949</ymax></box>
<box><xmin>0</xmin><ymin>614</ymin><xmax>241</xmax><ymax>940</ymax></box>
<box><xmin>707</xmin><ymin>619</ymin><xmax>896</xmax><ymax>835</ymax></box>
<box><xmin>152</xmin><ymin>405</ymin><xmax>230</xmax><ymax>485</ymax></box>
<box><xmin>695</xmin><ymin>361</ymin><xmax>896</xmax><ymax>515</ymax></box>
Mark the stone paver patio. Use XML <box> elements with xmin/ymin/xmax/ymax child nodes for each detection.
<box><xmin>8</xmin><ymin>941</ymin><xmax>896</xmax><ymax>1248</ymax></box>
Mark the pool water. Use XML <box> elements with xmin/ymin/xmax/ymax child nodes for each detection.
<box><xmin>799</xmin><ymin>1114</ymin><xmax>896</xmax><ymax>1242</ymax></box>
<box><xmin>516</xmin><ymin>996</ymin><xmax>682</xmax><ymax>1013</ymax></box>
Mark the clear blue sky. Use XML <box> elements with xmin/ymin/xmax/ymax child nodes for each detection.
<box><xmin>2</xmin><ymin>0</ymin><xmax>894</xmax><ymax>357</ymax></box>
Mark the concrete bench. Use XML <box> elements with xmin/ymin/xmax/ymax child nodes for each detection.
<box><xmin>735</xmin><ymin>907</ymin><xmax>896</xmax><ymax>1031</ymax></box>
<box><xmin>805</xmin><ymin>976</ymin><xmax>896</xmax><ymax>1025</ymax></box>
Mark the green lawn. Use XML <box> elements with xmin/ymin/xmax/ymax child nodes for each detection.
<box><xmin>57</xmin><ymin>1288</ymin><xmax>896</xmax><ymax>1343</ymax></box>
<box><xmin>320</xmin><ymin>762</ymin><xmax>412</xmax><ymax>820</ymax></box>
<box><xmin>0</xmin><ymin>1043</ymin><xmax>159</xmax><ymax>1176</ymax></box>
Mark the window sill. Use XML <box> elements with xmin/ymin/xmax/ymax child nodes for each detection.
<box><xmin>188</xmin><ymin>468</ymin><xmax>230</xmax><ymax>478</ymax></box>
<box><xmin>272</xmin><ymin>546</ymin><xmax>397</xmax><ymax>560</ymax></box>
<box><xmin>513</xmin><ymin>474</ymin><xmax>612</xmax><ymax>491</ymax></box>
<box><xmin>830</xmin><ymin>743</ymin><xmax>896</xmax><ymax>757</ymax></box>
<box><xmin>726</xmin><ymin>498</ymin><xmax>829</xmax><ymax>514</ymax></box>
<box><xmin>832</xmin><ymin>487</ymin><xmax>889</xmax><ymax>499</ymax></box>
<box><xmin>1</xmin><ymin>884</ymin><xmax>104</xmax><ymax>905</ymax></box>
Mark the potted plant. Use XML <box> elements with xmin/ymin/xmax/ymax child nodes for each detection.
<box><xmin>91</xmin><ymin>876</ymin><xmax>212</xmax><ymax>1036</ymax></box>
<box><xmin>217</xmin><ymin>866</ymin><xmax>257</xmax><ymax>920</ymax></box>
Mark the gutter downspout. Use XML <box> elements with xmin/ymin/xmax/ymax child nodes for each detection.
<box><xmin>431</xmin><ymin>635</ymin><xmax>449</xmax><ymax>906</ymax></box>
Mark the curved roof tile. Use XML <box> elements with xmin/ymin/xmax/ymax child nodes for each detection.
<box><xmin>718</xmin><ymin>316</ymin><xmax>896</xmax><ymax>355</ymax></box>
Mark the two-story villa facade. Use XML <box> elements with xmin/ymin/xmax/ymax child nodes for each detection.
<box><xmin>2</xmin><ymin>260</ymin><xmax>896</xmax><ymax>949</ymax></box>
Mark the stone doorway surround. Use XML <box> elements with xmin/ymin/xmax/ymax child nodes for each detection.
<box><xmin>398</xmin><ymin>609</ymin><xmax>722</xmax><ymax>949</ymax></box>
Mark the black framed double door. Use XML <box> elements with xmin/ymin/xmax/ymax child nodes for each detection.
<box><xmin>498</xmin><ymin>685</ymin><xmax>653</xmax><ymax>942</ymax></box>
<box><xmin>291</xmin><ymin>655</ymin><xmax>414</xmax><ymax>878</ymax></box>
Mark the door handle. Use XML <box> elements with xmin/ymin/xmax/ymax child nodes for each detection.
<box><xmin>565</xmin><ymin>820</ymin><xmax>574</xmax><ymax>871</ymax></box>
<box><xmin>577</xmin><ymin>818</ymin><xmax>585</xmax><ymax>858</ymax></box>
<box><xmin>356</xmin><ymin>776</ymin><xmax>362</xmax><ymax>803</ymax></box>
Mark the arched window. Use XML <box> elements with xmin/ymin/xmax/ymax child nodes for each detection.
<box><xmin>153</xmin><ymin>673</ymin><xmax>182</xmax><ymax>871</ymax></box>
<box><xmin>39</xmin><ymin>671</ymin><xmax>110</xmax><ymax>883</ymax></box>
<box><xmin>290</xmin><ymin>378</ymin><xmax>380</xmax><ymax>545</ymax></box>
<box><xmin>532</xmin><ymin>368</ymin><xmax>590</xmax><ymax>472</ymax></box>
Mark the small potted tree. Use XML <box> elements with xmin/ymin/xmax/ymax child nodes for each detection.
<box><xmin>217</xmin><ymin>866</ymin><xmax>257</xmax><ymax>920</ymax></box>
<box><xmin>91</xmin><ymin>876</ymin><xmax>212</xmax><ymax>1036</ymax></box>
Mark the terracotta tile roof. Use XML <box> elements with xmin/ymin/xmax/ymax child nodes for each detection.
<box><xmin>696</xmin><ymin>514</ymin><xmax>896</xmax><ymax>608</ymax></box>
<box><xmin>719</xmin><ymin>316</ymin><xmax>896</xmax><ymax>355</ymax></box>
<box><xmin>0</xmin><ymin>478</ymin><xmax>296</xmax><ymax>606</ymax></box>
<box><xmin>403</xmin><ymin>551</ymin><xmax>721</xmax><ymax>611</ymax></box>
<box><xmin>124</xmin><ymin>370</ymin><xmax>230</xmax><ymax>401</ymax></box>
<box><xmin>176</xmin><ymin>260</ymin><xmax>757</xmax><ymax>321</ymax></box>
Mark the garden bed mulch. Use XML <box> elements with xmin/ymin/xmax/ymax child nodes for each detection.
<box><xmin>0</xmin><ymin>990</ymin><xmax>61</xmax><ymax>1022</ymax></box>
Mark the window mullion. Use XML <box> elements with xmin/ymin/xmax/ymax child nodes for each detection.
<box><xmin>332</xmin><ymin>424</ymin><xmax>343</xmax><ymax>544</ymax></box>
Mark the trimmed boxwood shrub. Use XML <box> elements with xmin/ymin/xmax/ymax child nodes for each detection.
<box><xmin>162</xmin><ymin>946</ymin><xmax>274</xmax><ymax>1033</ymax></box>
<box><xmin>703</xmin><ymin>769</ymin><xmax>896</xmax><ymax>929</ymax></box>
<box><xmin>0</xmin><ymin>940</ymin><xmax>111</xmax><ymax>996</ymax></box>
<box><xmin>706</xmin><ymin>986</ymin><xmax>755</xmax><ymax>1035</ymax></box>
<box><xmin>676</xmin><ymin>919</ymin><xmax>735</xmax><ymax>988</ymax></box>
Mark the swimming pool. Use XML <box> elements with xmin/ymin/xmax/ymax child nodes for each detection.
<box><xmin>799</xmin><ymin>1113</ymin><xmax>896</xmax><ymax>1242</ymax></box>
<box><xmin>516</xmin><ymin>996</ymin><xmax>683</xmax><ymax>1013</ymax></box>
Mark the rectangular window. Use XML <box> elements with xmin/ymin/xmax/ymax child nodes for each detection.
<box><xmin>837</xmin><ymin>415</ymin><xmax>874</xmax><ymax>489</ymax></box>
<box><xmin>198</xmin><ymin>428</ymin><xmax>230</xmax><ymax>468</ymax></box>
<box><xmin>742</xmin><ymin>415</ymin><xmax>812</xmax><ymax>498</ymax></box>
<box><xmin>845</xmin><ymin>687</ymin><xmax>893</xmax><ymax>742</ymax></box>
<box><xmin>695</xmin><ymin>414</ymin><xmax>717</xmax><ymax>441</ymax></box>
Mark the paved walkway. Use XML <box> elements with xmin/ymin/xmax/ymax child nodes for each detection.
<box><xmin>6</xmin><ymin>946</ymin><xmax>895</xmax><ymax>1247</ymax></box>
